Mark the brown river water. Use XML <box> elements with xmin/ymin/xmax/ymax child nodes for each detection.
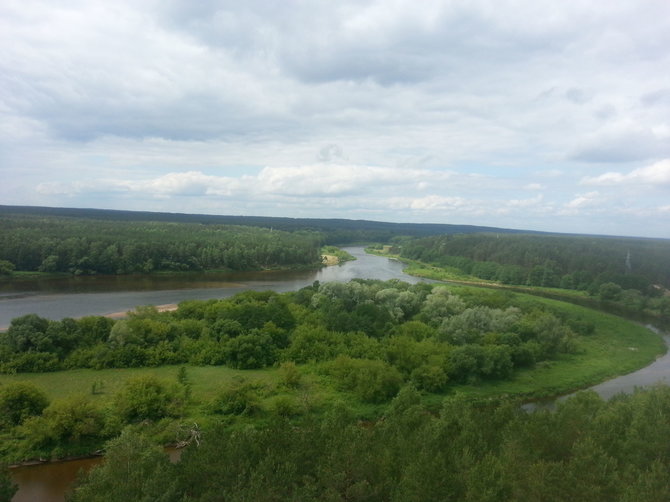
<box><xmin>3</xmin><ymin>248</ymin><xmax>669</xmax><ymax>500</ymax></box>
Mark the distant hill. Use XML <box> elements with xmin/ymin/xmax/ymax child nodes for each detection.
<box><xmin>0</xmin><ymin>205</ymin><xmax>542</xmax><ymax>240</ymax></box>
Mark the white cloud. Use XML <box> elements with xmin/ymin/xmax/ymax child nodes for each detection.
<box><xmin>3</xmin><ymin>1</ymin><xmax>670</xmax><ymax>237</ymax></box>
<box><xmin>566</xmin><ymin>191</ymin><xmax>601</xmax><ymax>209</ymax></box>
<box><xmin>507</xmin><ymin>194</ymin><xmax>543</xmax><ymax>207</ymax></box>
<box><xmin>581</xmin><ymin>159</ymin><xmax>670</xmax><ymax>186</ymax></box>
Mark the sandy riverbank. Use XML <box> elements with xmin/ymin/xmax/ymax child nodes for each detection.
<box><xmin>321</xmin><ymin>254</ymin><xmax>339</xmax><ymax>266</ymax></box>
<box><xmin>104</xmin><ymin>303</ymin><xmax>178</xmax><ymax>319</ymax></box>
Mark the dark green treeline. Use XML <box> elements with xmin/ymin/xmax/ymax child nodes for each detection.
<box><xmin>68</xmin><ymin>385</ymin><xmax>670</xmax><ymax>502</ymax></box>
<box><xmin>400</xmin><ymin>233</ymin><xmax>670</xmax><ymax>291</ymax></box>
<box><xmin>0</xmin><ymin>214</ymin><xmax>322</xmax><ymax>274</ymax></box>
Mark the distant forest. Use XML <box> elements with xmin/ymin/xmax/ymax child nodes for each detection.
<box><xmin>1</xmin><ymin>206</ymin><xmax>668</xmax><ymax>299</ymax></box>
<box><xmin>0</xmin><ymin>214</ymin><xmax>322</xmax><ymax>274</ymax></box>
<box><xmin>399</xmin><ymin>234</ymin><xmax>670</xmax><ymax>294</ymax></box>
<box><xmin>0</xmin><ymin>205</ymin><xmax>533</xmax><ymax>244</ymax></box>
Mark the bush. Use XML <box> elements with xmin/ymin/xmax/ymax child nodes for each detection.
<box><xmin>224</xmin><ymin>333</ymin><xmax>277</xmax><ymax>369</ymax></box>
<box><xmin>21</xmin><ymin>395</ymin><xmax>107</xmax><ymax>451</ymax></box>
<box><xmin>327</xmin><ymin>356</ymin><xmax>404</xmax><ymax>403</ymax></box>
<box><xmin>1</xmin><ymin>352</ymin><xmax>60</xmax><ymax>373</ymax></box>
<box><xmin>0</xmin><ymin>382</ymin><xmax>49</xmax><ymax>427</ymax></box>
<box><xmin>410</xmin><ymin>364</ymin><xmax>449</xmax><ymax>393</ymax></box>
<box><xmin>272</xmin><ymin>395</ymin><xmax>302</xmax><ymax>417</ymax></box>
<box><xmin>278</xmin><ymin>361</ymin><xmax>302</xmax><ymax>389</ymax></box>
<box><xmin>114</xmin><ymin>376</ymin><xmax>184</xmax><ymax>423</ymax></box>
<box><xmin>206</xmin><ymin>379</ymin><xmax>261</xmax><ymax>416</ymax></box>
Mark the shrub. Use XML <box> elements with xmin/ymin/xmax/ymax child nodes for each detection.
<box><xmin>114</xmin><ymin>376</ymin><xmax>184</xmax><ymax>423</ymax></box>
<box><xmin>410</xmin><ymin>364</ymin><xmax>449</xmax><ymax>393</ymax></box>
<box><xmin>327</xmin><ymin>356</ymin><xmax>404</xmax><ymax>403</ymax></box>
<box><xmin>278</xmin><ymin>361</ymin><xmax>302</xmax><ymax>389</ymax></box>
<box><xmin>206</xmin><ymin>379</ymin><xmax>261</xmax><ymax>416</ymax></box>
<box><xmin>0</xmin><ymin>382</ymin><xmax>49</xmax><ymax>427</ymax></box>
<box><xmin>224</xmin><ymin>333</ymin><xmax>277</xmax><ymax>369</ymax></box>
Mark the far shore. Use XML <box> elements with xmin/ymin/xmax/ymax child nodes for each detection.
<box><xmin>103</xmin><ymin>303</ymin><xmax>179</xmax><ymax>320</ymax></box>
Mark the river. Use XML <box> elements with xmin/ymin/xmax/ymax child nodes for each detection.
<box><xmin>4</xmin><ymin>247</ymin><xmax>670</xmax><ymax>501</ymax></box>
<box><xmin>6</xmin><ymin>247</ymin><xmax>426</xmax><ymax>501</ymax></box>
<box><xmin>0</xmin><ymin>247</ymin><xmax>422</xmax><ymax>330</ymax></box>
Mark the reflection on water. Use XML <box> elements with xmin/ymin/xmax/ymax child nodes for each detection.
<box><xmin>0</xmin><ymin>248</ymin><xmax>422</xmax><ymax>330</ymax></box>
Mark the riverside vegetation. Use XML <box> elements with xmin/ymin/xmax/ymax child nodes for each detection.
<box><xmin>0</xmin><ymin>278</ymin><xmax>665</xmax><ymax>500</ymax></box>
<box><xmin>1</xmin><ymin>208</ymin><xmax>669</xmax><ymax>500</ymax></box>
<box><xmin>374</xmin><ymin>233</ymin><xmax>670</xmax><ymax>324</ymax></box>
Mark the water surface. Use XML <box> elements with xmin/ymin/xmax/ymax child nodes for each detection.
<box><xmin>0</xmin><ymin>247</ymin><xmax>420</xmax><ymax>329</ymax></box>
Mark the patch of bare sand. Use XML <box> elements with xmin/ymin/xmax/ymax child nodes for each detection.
<box><xmin>104</xmin><ymin>303</ymin><xmax>178</xmax><ymax>319</ymax></box>
<box><xmin>321</xmin><ymin>254</ymin><xmax>339</xmax><ymax>266</ymax></box>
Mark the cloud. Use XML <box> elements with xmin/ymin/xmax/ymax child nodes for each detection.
<box><xmin>392</xmin><ymin>195</ymin><xmax>467</xmax><ymax>211</ymax></box>
<box><xmin>507</xmin><ymin>194</ymin><xmax>543</xmax><ymax>207</ymax></box>
<box><xmin>3</xmin><ymin>1</ymin><xmax>670</xmax><ymax>237</ymax></box>
<box><xmin>581</xmin><ymin>159</ymin><xmax>670</xmax><ymax>186</ymax></box>
<box><xmin>571</xmin><ymin>125</ymin><xmax>670</xmax><ymax>163</ymax></box>
<box><xmin>565</xmin><ymin>191</ymin><xmax>601</xmax><ymax>209</ymax></box>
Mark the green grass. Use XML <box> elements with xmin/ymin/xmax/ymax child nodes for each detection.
<box><xmin>437</xmin><ymin>296</ymin><xmax>665</xmax><ymax>401</ymax></box>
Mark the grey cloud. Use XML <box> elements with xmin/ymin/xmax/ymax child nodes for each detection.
<box><xmin>641</xmin><ymin>89</ymin><xmax>670</xmax><ymax>107</ymax></box>
<box><xmin>317</xmin><ymin>144</ymin><xmax>345</xmax><ymax>163</ymax></box>
<box><xmin>571</xmin><ymin>128</ymin><xmax>670</xmax><ymax>163</ymax></box>
<box><xmin>565</xmin><ymin>88</ymin><xmax>590</xmax><ymax>105</ymax></box>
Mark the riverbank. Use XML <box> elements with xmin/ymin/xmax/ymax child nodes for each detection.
<box><xmin>367</xmin><ymin>247</ymin><xmax>670</xmax><ymax>330</ymax></box>
<box><xmin>3</xmin><ymin>246</ymin><xmax>669</xmax><ymax>501</ymax></box>
<box><xmin>103</xmin><ymin>303</ymin><xmax>178</xmax><ymax>320</ymax></box>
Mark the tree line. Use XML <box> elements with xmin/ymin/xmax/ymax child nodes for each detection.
<box><xmin>0</xmin><ymin>204</ymin><xmax>530</xmax><ymax>244</ymax></box>
<box><xmin>0</xmin><ymin>214</ymin><xmax>323</xmax><ymax>274</ymax></box>
<box><xmin>399</xmin><ymin>233</ymin><xmax>670</xmax><ymax>295</ymax></box>
<box><xmin>53</xmin><ymin>384</ymin><xmax>670</xmax><ymax>501</ymax></box>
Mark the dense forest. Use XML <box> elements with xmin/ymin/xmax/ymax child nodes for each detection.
<box><xmin>0</xmin><ymin>214</ymin><xmax>322</xmax><ymax>274</ymax></box>
<box><xmin>0</xmin><ymin>205</ymin><xmax>533</xmax><ymax>245</ymax></box>
<box><xmin>399</xmin><ymin>233</ymin><xmax>670</xmax><ymax>294</ymax></box>
<box><xmin>63</xmin><ymin>385</ymin><xmax>670</xmax><ymax>502</ymax></box>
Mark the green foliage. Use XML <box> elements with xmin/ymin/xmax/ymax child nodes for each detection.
<box><xmin>0</xmin><ymin>260</ymin><xmax>14</xmax><ymax>276</ymax></box>
<box><xmin>410</xmin><ymin>364</ymin><xmax>449</xmax><ymax>392</ymax></box>
<box><xmin>278</xmin><ymin>361</ymin><xmax>302</xmax><ymax>388</ymax></box>
<box><xmin>69</xmin><ymin>385</ymin><xmax>670</xmax><ymax>502</ymax></box>
<box><xmin>0</xmin><ymin>213</ymin><xmax>322</xmax><ymax>274</ymax></box>
<box><xmin>69</xmin><ymin>429</ymin><xmax>176</xmax><ymax>502</ymax></box>
<box><xmin>401</xmin><ymin>233</ymin><xmax>670</xmax><ymax>294</ymax></box>
<box><xmin>272</xmin><ymin>395</ymin><xmax>302</xmax><ymax>417</ymax></box>
<box><xmin>20</xmin><ymin>396</ymin><xmax>108</xmax><ymax>453</ymax></box>
<box><xmin>224</xmin><ymin>333</ymin><xmax>277</xmax><ymax>369</ymax></box>
<box><xmin>113</xmin><ymin>376</ymin><xmax>184</xmax><ymax>423</ymax></box>
<box><xmin>599</xmin><ymin>282</ymin><xmax>623</xmax><ymax>301</ymax></box>
<box><xmin>0</xmin><ymin>381</ymin><xmax>49</xmax><ymax>427</ymax></box>
<box><xmin>206</xmin><ymin>378</ymin><xmax>261</xmax><ymax>416</ymax></box>
<box><xmin>0</xmin><ymin>465</ymin><xmax>17</xmax><ymax>502</ymax></box>
<box><xmin>327</xmin><ymin>356</ymin><xmax>404</xmax><ymax>403</ymax></box>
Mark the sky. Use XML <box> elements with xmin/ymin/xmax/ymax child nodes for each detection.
<box><xmin>1</xmin><ymin>1</ymin><xmax>669</xmax><ymax>238</ymax></box>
